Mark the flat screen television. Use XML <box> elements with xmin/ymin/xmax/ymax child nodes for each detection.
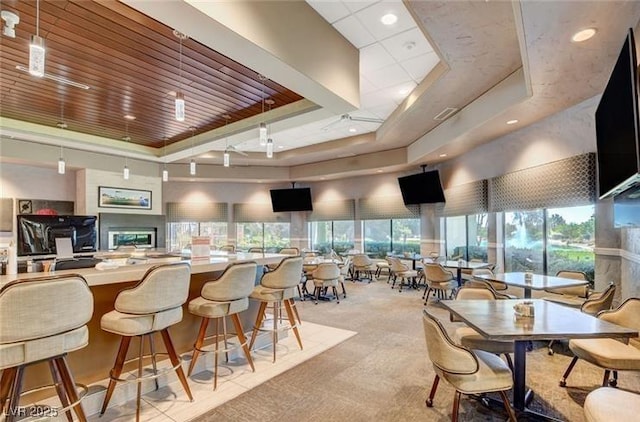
<box><xmin>17</xmin><ymin>215</ymin><xmax>97</xmax><ymax>256</ymax></box>
<box><xmin>596</xmin><ymin>28</ymin><xmax>640</xmax><ymax>199</ymax></box>
<box><xmin>614</xmin><ymin>184</ymin><xmax>640</xmax><ymax>228</ymax></box>
<box><xmin>270</xmin><ymin>188</ymin><xmax>313</xmax><ymax>212</ymax></box>
<box><xmin>397</xmin><ymin>170</ymin><xmax>446</xmax><ymax>205</ymax></box>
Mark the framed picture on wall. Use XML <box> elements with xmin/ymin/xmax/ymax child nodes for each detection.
<box><xmin>98</xmin><ymin>186</ymin><xmax>152</xmax><ymax>210</ymax></box>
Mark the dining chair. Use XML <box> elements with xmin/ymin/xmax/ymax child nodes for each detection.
<box><xmin>559</xmin><ymin>297</ymin><xmax>640</xmax><ymax>388</ymax></box>
<box><xmin>464</xmin><ymin>278</ymin><xmax>516</xmax><ymax>300</ymax></box>
<box><xmin>544</xmin><ymin>270</ymin><xmax>590</xmax><ymax>298</ymax></box>
<box><xmin>422</xmin><ymin>309</ymin><xmax>516</xmax><ymax>421</ymax></box>
<box><xmin>352</xmin><ymin>254</ymin><xmax>376</xmax><ymax>283</ymax></box>
<box><xmin>471</xmin><ymin>268</ymin><xmax>509</xmax><ymax>292</ymax></box>
<box><xmin>388</xmin><ymin>256</ymin><xmax>418</xmax><ymax>292</ymax></box>
<box><xmin>311</xmin><ymin>262</ymin><xmax>341</xmax><ymax>304</ymax></box>
<box><xmin>584</xmin><ymin>387</ymin><xmax>640</xmax><ymax>422</ymax></box>
<box><xmin>547</xmin><ymin>283</ymin><xmax>616</xmax><ymax>355</ymax></box>
<box><xmin>422</xmin><ymin>263</ymin><xmax>457</xmax><ymax>305</ymax></box>
<box><xmin>219</xmin><ymin>245</ymin><xmax>235</xmax><ymax>253</ymax></box>
<box><xmin>451</xmin><ymin>286</ymin><xmax>514</xmax><ymax>372</ymax></box>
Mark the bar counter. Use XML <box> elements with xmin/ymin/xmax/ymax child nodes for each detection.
<box><xmin>0</xmin><ymin>252</ymin><xmax>288</xmax><ymax>400</ymax></box>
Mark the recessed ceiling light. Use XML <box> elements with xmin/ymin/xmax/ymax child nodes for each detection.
<box><xmin>320</xmin><ymin>177</ymin><xmax>325</xmax><ymax>180</ymax></box>
<box><xmin>168</xmin><ymin>90</ymin><xmax>177</xmax><ymax>97</ymax></box>
<box><xmin>124</xmin><ymin>115</ymin><xmax>136</xmax><ymax>120</ymax></box>
<box><xmin>439</xmin><ymin>153</ymin><xmax>447</xmax><ymax>157</ymax></box>
<box><xmin>377</xmin><ymin>169</ymin><xmax>383</xmax><ymax>173</ymax></box>
<box><xmin>506</xmin><ymin>119</ymin><xmax>518</xmax><ymax>125</ymax></box>
<box><xmin>572</xmin><ymin>28</ymin><xmax>597</xmax><ymax>43</ymax></box>
<box><xmin>348</xmin><ymin>127</ymin><xmax>357</xmax><ymax>133</ymax></box>
<box><xmin>380</xmin><ymin>13</ymin><xmax>397</xmax><ymax>25</ymax></box>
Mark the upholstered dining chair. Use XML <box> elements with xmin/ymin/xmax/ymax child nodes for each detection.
<box><xmin>546</xmin><ymin>283</ymin><xmax>616</xmax><ymax>355</ymax></box>
<box><xmin>311</xmin><ymin>262</ymin><xmax>342</xmax><ymax>304</ymax></box>
<box><xmin>464</xmin><ymin>278</ymin><xmax>516</xmax><ymax>300</ymax></box>
<box><xmin>352</xmin><ymin>254</ymin><xmax>376</xmax><ymax>283</ymax></box>
<box><xmin>584</xmin><ymin>387</ymin><xmax>640</xmax><ymax>422</ymax></box>
<box><xmin>452</xmin><ymin>286</ymin><xmax>514</xmax><ymax>372</ymax></box>
<box><xmin>471</xmin><ymin>268</ymin><xmax>510</xmax><ymax>292</ymax></box>
<box><xmin>248</xmin><ymin>247</ymin><xmax>264</xmax><ymax>253</ymax></box>
<box><xmin>338</xmin><ymin>256</ymin><xmax>351</xmax><ymax>298</ymax></box>
<box><xmin>387</xmin><ymin>256</ymin><xmax>419</xmax><ymax>292</ymax></box>
<box><xmin>219</xmin><ymin>245</ymin><xmax>235</xmax><ymax>252</ymax></box>
<box><xmin>423</xmin><ymin>263</ymin><xmax>457</xmax><ymax>305</ymax></box>
<box><xmin>422</xmin><ymin>309</ymin><xmax>516</xmax><ymax>421</ymax></box>
<box><xmin>559</xmin><ymin>297</ymin><xmax>640</xmax><ymax>388</ymax></box>
<box><xmin>544</xmin><ymin>270</ymin><xmax>590</xmax><ymax>299</ymax></box>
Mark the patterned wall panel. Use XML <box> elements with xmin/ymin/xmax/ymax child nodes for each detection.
<box><xmin>233</xmin><ymin>203</ymin><xmax>291</xmax><ymax>223</ymax></box>
<box><xmin>490</xmin><ymin>153</ymin><xmax>596</xmax><ymax>212</ymax></box>
<box><xmin>308</xmin><ymin>199</ymin><xmax>355</xmax><ymax>221</ymax></box>
<box><xmin>166</xmin><ymin>202</ymin><xmax>228</xmax><ymax>222</ymax></box>
<box><xmin>441</xmin><ymin>180</ymin><xmax>488</xmax><ymax>217</ymax></box>
<box><xmin>357</xmin><ymin>196</ymin><xmax>420</xmax><ymax>220</ymax></box>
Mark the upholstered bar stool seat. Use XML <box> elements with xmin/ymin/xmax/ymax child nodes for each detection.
<box><xmin>249</xmin><ymin>256</ymin><xmax>304</xmax><ymax>363</ymax></box>
<box><xmin>0</xmin><ymin>274</ymin><xmax>94</xmax><ymax>422</ymax></box>
<box><xmin>100</xmin><ymin>262</ymin><xmax>193</xmax><ymax>421</ymax></box>
<box><xmin>188</xmin><ymin>262</ymin><xmax>257</xmax><ymax>390</ymax></box>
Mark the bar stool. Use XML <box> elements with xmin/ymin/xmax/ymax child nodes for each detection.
<box><xmin>248</xmin><ymin>256</ymin><xmax>304</xmax><ymax>362</ymax></box>
<box><xmin>0</xmin><ymin>274</ymin><xmax>93</xmax><ymax>422</ymax></box>
<box><xmin>99</xmin><ymin>262</ymin><xmax>193</xmax><ymax>421</ymax></box>
<box><xmin>187</xmin><ymin>261</ymin><xmax>257</xmax><ymax>390</ymax></box>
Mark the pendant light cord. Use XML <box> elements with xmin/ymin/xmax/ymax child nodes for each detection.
<box><xmin>179</xmin><ymin>36</ymin><xmax>183</xmax><ymax>90</ymax></box>
<box><xmin>36</xmin><ymin>0</ymin><xmax>40</xmax><ymax>37</ymax></box>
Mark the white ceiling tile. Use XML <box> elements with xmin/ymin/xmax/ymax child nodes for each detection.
<box><xmin>380</xmin><ymin>27</ymin><xmax>434</xmax><ymax>62</ymax></box>
<box><xmin>306</xmin><ymin>0</ymin><xmax>352</xmax><ymax>24</ymax></box>
<box><xmin>360</xmin><ymin>89</ymin><xmax>391</xmax><ymax>109</ymax></box>
<box><xmin>333</xmin><ymin>15</ymin><xmax>376</xmax><ymax>48</ymax></box>
<box><xmin>354</xmin><ymin>1</ymin><xmax>416</xmax><ymax>42</ymax></box>
<box><xmin>360</xmin><ymin>75</ymin><xmax>377</xmax><ymax>95</ymax></box>
<box><xmin>360</xmin><ymin>43</ymin><xmax>395</xmax><ymax>73</ymax></box>
<box><xmin>343</xmin><ymin>1</ymin><xmax>379</xmax><ymax>14</ymax></box>
<box><xmin>366</xmin><ymin>63</ymin><xmax>411</xmax><ymax>89</ymax></box>
<box><xmin>368</xmin><ymin>102</ymin><xmax>397</xmax><ymax>119</ymax></box>
<box><xmin>400</xmin><ymin>51</ymin><xmax>440</xmax><ymax>82</ymax></box>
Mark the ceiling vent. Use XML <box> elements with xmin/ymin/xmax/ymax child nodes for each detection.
<box><xmin>433</xmin><ymin>107</ymin><xmax>459</xmax><ymax>121</ymax></box>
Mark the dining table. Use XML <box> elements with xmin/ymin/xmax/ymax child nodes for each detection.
<box><xmin>440</xmin><ymin>259</ymin><xmax>491</xmax><ymax>286</ymax></box>
<box><xmin>441</xmin><ymin>299</ymin><xmax>638</xmax><ymax>420</ymax></box>
<box><xmin>477</xmin><ymin>272</ymin><xmax>589</xmax><ymax>299</ymax></box>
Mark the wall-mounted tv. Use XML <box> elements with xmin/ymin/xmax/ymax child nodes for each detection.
<box><xmin>397</xmin><ymin>170</ymin><xmax>446</xmax><ymax>205</ymax></box>
<box><xmin>17</xmin><ymin>215</ymin><xmax>97</xmax><ymax>256</ymax></box>
<box><xmin>596</xmin><ymin>28</ymin><xmax>640</xmax><ymax>199</ymax></box>
<box><xmin>614</xmin><ymin>184</ymin><xmax>640</xmax><ymax>228</ymax></box>
<box><xmin>270</xmin><ymin>188</ymin><xmax>313</xmax><ymax>212</ymax></box>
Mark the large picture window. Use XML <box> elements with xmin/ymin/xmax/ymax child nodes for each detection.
<box><xmin>167</xmin><ymin>222</ymin><xmax>228</xmax><ymax>252</ymax></box>
<box><xmin>363</xmin><ymin>218</ymin><xmax>420</xmax><ymax>258</ymax></box>
<box><xmin>309</xmin><ymin>220</ymin><xmax>355</xmax><ymax>255</ymax></box>
<box><xmin>237</xmin><ymin>222</ymin><xmax>291</xmax><ymax>252</ymax></box>
<box><xmin>444</xmin><ymin>214</ymin><xmax>488</xmax><ymax>261</ymax></box>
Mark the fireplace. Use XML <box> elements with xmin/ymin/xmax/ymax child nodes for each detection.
<box><xmin>98</xmin><ymin>213</ymin><xmax>166</xmax><ymax>251</ymax></box>
<box><xmin>107</xmin><ymin>228</ymin><xmax>156</xmax><ymax>249</ymax></box>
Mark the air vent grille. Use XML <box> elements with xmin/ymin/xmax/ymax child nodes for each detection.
<box><xmin>433</xmin><ymin>107</ymin><xmax>459</xmax><ymax>121</ymax></box>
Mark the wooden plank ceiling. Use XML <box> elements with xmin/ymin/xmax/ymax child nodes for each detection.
<box><xmin>0</xmin><ymin>0</ymin><xmax>303</xmax><ymax>149</ymax></box>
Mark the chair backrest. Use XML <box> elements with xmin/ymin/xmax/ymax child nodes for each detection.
<box><xmin>312</xmin><ymin>263</ymin><xmax>340</xmax><ymax>281</ymax></box>
<box><xmin>597</xmin><ymin>297</ymin><xmax>640</xmax><ymax>348</ymax></box>
<box><xmin>339</xmin><ymin>257</ymin><xmax>351</xmax><ymax>276</ymax></box>
<box><xmin>424</xmin><ymin>263</ymin><xmax>453</xmax><ymax>283</ymax></box>
<box><xmin>0</xmin><ymin>274</ymin><xmax>93</xmax><ymax>344</ymax></box>
<box><xmin>279</xmin><ymin>247</ymin><xmax>300</xmax><ymax>256</ymax></box>
<box><xmin>201</xmin><ymin>261</ymin><xmax>257</xmax><ymax>302</ymax></box>
<box><xmin>115</xmin><ymin>262</ymin><xmax>191</xmax><ymax>315</ymax></box>
<box><xmin>471</xmin><ymin>268</ymin><xmax>494</xmax><ymax>277</ymax></box>
<box><xmin>261</xmin><ymin>256</ymin><xmax>304</xmax><ymax>289</ymax></box>
<box><xmin>353</xmin><ymin>254</ymin><xmax>372</xmax><ymax>267</ymax></box>
<box><xmin>219</xmin><ymin>245</ymin><xmax>235</xmax><ymax>252</ymax></box>
<box><xmin>248</xmin><ymin>247</ymin><xmax>264</xmax><ymax>253</ymax></box>
<box><xmin>422</xmin><ymin>309</ymin><xmax>478</xmax><ymax>375</ymax></box>
<box><xmin>455</xmin><ymin>286</ymin><xmax>497</xmax><ymax>300</ymax></box>
<box><xmin>388</xmin><ymin>256</ymin><xmax>409</xmax><ymax>272</ymax></box>
<box><xmin>581</xmin><ymin>283</ymin><xmax>616</xmax><ymax>316</ymax></box>
<box><xmin>546</xmin><ymin>270</ymin><xmax>589</xmax><ymax>297</ymax></box>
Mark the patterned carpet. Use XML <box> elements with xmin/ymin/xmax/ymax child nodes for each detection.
<box><xmin>193</xmin><ymin>276</ymin><xmax>640</xmax><ymax>422</ymax></box>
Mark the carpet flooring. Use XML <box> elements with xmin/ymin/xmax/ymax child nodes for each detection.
<box><xmin>193</xmin><ymin>276</ymin><xmax>640</xmax><ymax>422</ymax></box>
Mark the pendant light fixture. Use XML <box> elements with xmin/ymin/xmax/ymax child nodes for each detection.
<box><xmin>29</xmin><ymin>0</ymin><xmax>45</xmax><ymax>77</ymax></box>
<box><xmin>122</xmin><ymin>121</ymin><xmax>131</xmax><ymax>180</ymax></box>
<box><xmin>265</xmin><ymin>99</ymin><xmax>275</xmax><ymax>158</ymax></box>
<box><xmin>189</xmin><ymin>126</ymin><xmax>197</xmax><ymax>175</ymax></box>
<box><xmin>174</xmin><ymin>30</ymin><xmax>188</xmax><ymax>122</ymax></box>
<box><xmin>162</xmin><ymin>136</ymin><xmax>169</xmax><ymax>182</ymax></box>
<box><xmin>223</xmin><ymin>114</ymin><xmax>231</xmax><ymax>167</ymax></box>
<box><xmin>258</xmin><ymin>74</ymin><xmax>268</xmax><ymax>146</ymax></box>
<box><xmin>57</xmin><ymin>100</ymin><xmax>66</xmax><ymax>174</ymax></box>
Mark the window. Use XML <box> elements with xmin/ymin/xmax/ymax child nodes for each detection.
<box><xmin>363</xmin><ymin>218</ymin><xmax>420</xmax><ymax>258</ymax></box>
<box><xmin>236</xmin><ymin>222</ymin><xmax>291</xmax><ymax>252</ymax></box>
<box><xmin>167</xmin><ymin>222</ymin><xmax>228</xmax><ymax>251</ymax></box>
<box><xmin>546</xmin><ymin>205</ymin><xmax>595</xmax><ymax>280</ymax></box>
<box><xmin>444</xmin><ymin>214</ymin><xmax>488</xmax><ymax>261</ymax></box>
<box><xmin>309</xmin><ymin>221</ymin><xmax>355</xmax><ymax>255</ymax></box>
<box><xmin>504</xmin><ymin>210</ymin><xmax>544</xmax><ymax>273</ymax></box>
<box><xmin>503</xmin><ymin>206</ymin><xmax>595</xmax><ymax>278</ymax></box>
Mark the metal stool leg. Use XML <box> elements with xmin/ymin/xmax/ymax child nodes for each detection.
<box><xmin>148</xmin><ymin>334</ymin><xmax>160</xmax><ymax>391</ymax></box>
